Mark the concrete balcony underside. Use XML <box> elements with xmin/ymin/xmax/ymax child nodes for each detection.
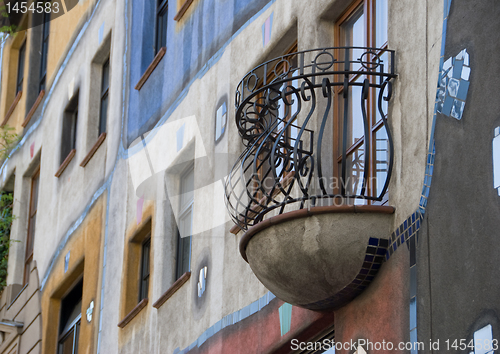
<box><xmin>241</xmin><ymin>205</ymin><xmax>395</xmax><ymax>311</ymax></box>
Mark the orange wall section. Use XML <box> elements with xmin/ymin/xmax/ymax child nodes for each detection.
<box><xmin>0</xmin><ymin>1</ymin><xmax>93</xmax><ymax>135</ymax></box>
<box><xmin>45</xmin><ymin>0</ymin><xmax>93</xmax><ymax>92</ymax></box>
<box><xmin>0</xmin><ymin>30</ymin><xmax>28</xmax><ymax>135</ymax></box>
<box><xmin>40</xmin><ymin>194</ymin><xmax>106</xmax><ymax>354</ymax></box>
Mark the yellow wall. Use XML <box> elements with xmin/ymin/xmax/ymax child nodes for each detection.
<box><xmin>40</xmin><ymin>194</ymin><xmax>106</xmax><ymax>354</ymax></box>
<box><xmin>0</xmin><ymin>1</ymin><xmax>93</xmax><ymax>134</ymax></box>
<box><xmin>45</xmin><ymin>0</ymin><xmax>93</xmax><ymax>90</ymax></box>
<box><xmin>0</xmin><ymin>30</ymin><xmax>28</xmax><ymax>135</ymax></box>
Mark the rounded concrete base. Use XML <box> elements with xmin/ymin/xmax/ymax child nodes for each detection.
<box><xmin>241</xmin><ymin>205</ymin><xmax>394</xmax><ymax>311</ymax></box>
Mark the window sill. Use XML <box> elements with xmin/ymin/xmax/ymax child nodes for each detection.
<box><xmin>152</xmin><ymin>271</ymin><xmax>191</xmax><ymax>309</ymax></box>
<box><xmin>135</xmin><ymin>47</ymin><xmax>166</xmax><ymax>90</ymax></box>
<box><xmin>1</xmin><ymin>91</ymin><xmax>22</xmax><ymax>127</ymax></box>
<box><xmin>118</xmin><ymin>298</ymin><xmax>148</xmax><ymax>328</ymax></box>
<box><xmin>80</xmin><ymin>132</ymin><xmax>106</xmax><ymax>167</ymax></box>
<box><xmin>174</xmin><ymin>0</ymin><xmax>194</xmax><ymax>21</ymax></box>
<box><xmin>55</xmin><ymin>149</ymin><xmax>76</xmax><ymax>178</ymax></box>
<box><xmin>22</xmin><ymin>90</ymin><xmax>45</xmax><ymax>128</ymax></box>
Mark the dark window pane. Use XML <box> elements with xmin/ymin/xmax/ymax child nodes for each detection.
<box><xmin>72</xmin><ymin>109</ymin><xmax>78</xmax><ymax>150</ymax></box>
<box><xmin>58</xmin><ymin>280</ymin><xmax>82</xmax><ymax>354</ymax></box>
<box><xmin>156</xmin><ymin>1</ymin><xmax>168</xmax><ymax>53</ymax></box>
<box><xmin>40</xmin><ymin>13</ymin><xmax>50</xmax><ymax>92</ymax></box>
<box><xmin>99</xmin><ymin>59</ymin><xmax>110</xmax><ymax>135</ymax></box>
<box><xmin>139</xmin><ymin>237</ymin><xmax>151</xmax><ymax>301</ymax></box>
<box><xmin>59</xmin><ymin>328</ymin><xmax>75</xmax><ymax>354</ymax></box>
<box><xmin>61</xmin><ymin>95</ymin><xmax>79</xmax><ymax>164</ymax></box>
<box><xmin>27</xmin><ymin>214</ymin><xmax>36</xmax><ymax>255</ymax></box>
<box><xmin>59</xmin><ymin>280</ymin><xmax>82</xmax><ymax>335</ymax></box>
<box><xmin>31</xmin><ymin>171</ymin><xmax>40</xmax><ymax>212</ymax></box>
<box><xmin>101</xmin><ymin>60</ymin><xmax>109</xmax><ymax>93</ymax></box>
<box><xmin>17</xmin><ymin>42</ymin><xmax>26</xmax><ymax>94</ymax></box>
<box><xmin>39</xmin><ymin>78</ymin><xmax>46</xmax><ymax>92</ymax></box>
<box><xmin>176</xmin><ymin>233</ymin><xmax>191</xmax><ymax>279</ymax></box>
<box><xmin>74</xmin><ymin>321</ymin><xmax>80</xmax><ymax>354</ymax></box>
<box><xmin>99</xmin><ymin>94</ymin><xmax>108</xmax><ymax>136</ymax></box>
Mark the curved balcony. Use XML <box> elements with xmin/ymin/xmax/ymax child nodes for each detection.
<box><xmin>225</xmin><ymin>47</ymin><xmax>397</xmax><ymax>311</ymax></box>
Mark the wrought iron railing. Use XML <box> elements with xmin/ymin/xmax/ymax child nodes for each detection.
<box><xmin>225</xmin><ymin>47</ymin><xmax>397</xmax><ymax>230</ymax></box>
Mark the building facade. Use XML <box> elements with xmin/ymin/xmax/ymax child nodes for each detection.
<box><xmin>0</xmin><ymin>0</ymin><xmax>498</xmax><ymax>353</ymax></box>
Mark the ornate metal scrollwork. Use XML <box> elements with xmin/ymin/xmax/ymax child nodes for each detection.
<box><xmin>225</xmin><ymin>47</ymin><xmax>397</xmax><ymax>230</ymax></box>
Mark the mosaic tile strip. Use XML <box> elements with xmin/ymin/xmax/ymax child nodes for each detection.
<box><xmin>300</xmin><ymin>237</ymin><xmax>389</xmax><ymax>311</ymax></box>
<box><xmin>492</xmin><ymin>127</ymin><xmax>500</xmax><ymax>195</ymax></box>
<box><xmin>436</xmin><ymin>49</ymin><xmax>471</xmax><ymax>120</ymax></box>
<box><xmin>173</xmin><ymin>291</ymin><xmax>276</xmax><ymax>354</ymax></box>
<box><xmin>387</xmin><ymin>0</ymin><xmax>456</xmax><ymax>257</ymax></box>
<box><xmin>385</xmin><ymin>2</ymin><xmax>455</xmax><ymax>353</ymax></box>
<box><xmin>279</xmin><ymin>302</ymin><xmax>293</xmax><ymax>336</ymax></box>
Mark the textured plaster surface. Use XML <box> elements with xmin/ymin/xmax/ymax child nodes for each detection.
<box><xmin>417</xmin><ymin>0</ymin><xmax>500</xmax><ymax>347</ymax></box>
<box><xmin>246</xmin><ymin>212</ymin><xmax>393</xmax><ymax>306</ymax></box>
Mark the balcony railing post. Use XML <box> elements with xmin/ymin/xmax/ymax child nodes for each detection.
<box><xmin>341</xmin><ymin>48</ymin><xmax>350</xmax><ymax>195</ymax></box>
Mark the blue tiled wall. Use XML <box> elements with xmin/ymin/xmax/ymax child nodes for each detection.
<box><xmin>126</xmin><ymin>0</ymin><xmax>272</xmax><ymax>145</ymax></box>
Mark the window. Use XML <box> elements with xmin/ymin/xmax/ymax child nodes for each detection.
<box><xmin>99</xmin><ymin>59</ymin><xmax>109</xmax><ymax>136</ymax></box>
<box><xmin>16</xmin><ymin>41</ymin><xmax>26</xmax><ymax>95</ymax></box>
<box><xmin>39</xmin><ymin>12</ymin><xmax>50</xmax><ymax>92</ymax></box>
<box><xmin>156</xmin><ymin>0</ymin><xmax>168</xmax><ymax>54</ymax></box>
<box><xmin>24</xmin><ymin>167</ymin><xmax>40</xmax><ymax>284</ymax></box>
<box><xmin>58</xmin><ymin>280</ymin><xmax>82</xmax><ymax>354</ymax></box>
<box><xmin>176</xmin><ymin>166</ymin><xmax>193</xmax><ymax>279</ymax></box>
<box><xmin>61</xmin><ymin>93</ymin><xmax>79</xmax><ymax>165</ymax></box>
<box><xmin>139</xmin><ymin>236</ymin><xmax>151</xmax><ymax>302</ymax></box>
<box><xmin>118</xmin><ymin>219</ymin><xmax>152</xmax><ymax>327</ymax></box>
<box><xmin>334</xmin><ymin>0</ymin><xmax>389</xmax><ymax>202</ymax></box>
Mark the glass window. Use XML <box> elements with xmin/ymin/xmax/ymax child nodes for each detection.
<box><xmin>139</xmin><ymin>236</ymin><xmax>151</xmax><ymax>301</ymax></box>
<box><xmin>39</xmin><ymin>12</ymin><xmax>50</xmax><ymax>92</ymax></box>
<box><xmin>99</xmin><ymin>59</ymin><xmax>110</xmax><ymax>136</ymax></box>
<box><xmin>335</xmin><ymin>0</ymin><xmax>388</xmax><ymax>201</ymax></box>
<box><xmin>156</xmin><ymin>0</ymin><xmax>168</xmax><ymax>53</ymax></box>
<box><xmin>24</xmin><ymin>167</ymin><xmax>40</xmax><ymax>284</ymax></box>
<box><xmin>176</xmin><ymin>166</ymin><xmax>193</xmax><ymax>279</ymax></box>
<box><xmin>16</xmin><ymin>41</ymin><xmax>26</xmax><ymax>95</ymax></box>
<box><xmin>58</xmin><ymin>280</ymin><xmax>82</xmax><ymax>354</ymax></box>
<box><xmin>61</xmin><ymin>93</ymin><xmax>79</xmax><ymax>164</ymax></box>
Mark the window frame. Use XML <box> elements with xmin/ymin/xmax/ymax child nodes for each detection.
<box><xmin>333</xmin><ymin>0</ymin><xmax>389</xmax><ymax>203</ymax></box>
<box><xmin>175</xmin><ymin>165</ymin><xmax>193</xmax><ymax>280</ymax></box>
<box><xmin>16</xmin><ymin>41</ymin><xmax>26</xmax><ymax>95</ymax></box>
<box><xmin>138</xmin><ymin>235</ymin><xmax>151</xmax><ymax>302</ymax></box>
<box><xmin>99</xmin><ymin>58</ymin><xmax>110</xmax><ymax>136</ymax></box>
<box><xmin>24</xmin><ymin>166</ymin><xmax>40</xmax><ymax>285</ymax></box>
<box><xmin>156</xmin><ymin>0</ymin><xmax>168</xmax><ymax>54</ymax></box>
<box><xmin>58</xmin><ymin>279</ymin><xmax>82</xmax><ymax>354</ymax></box>
<box><xmin>61</xmin><ymin>93</ymin><xmax>79</xmax><ymax>165</ymax></box>
<box><xmin>39</xmin><ymin>11</ymin><xmax>50</xmax><ymax>92</ymax></box>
